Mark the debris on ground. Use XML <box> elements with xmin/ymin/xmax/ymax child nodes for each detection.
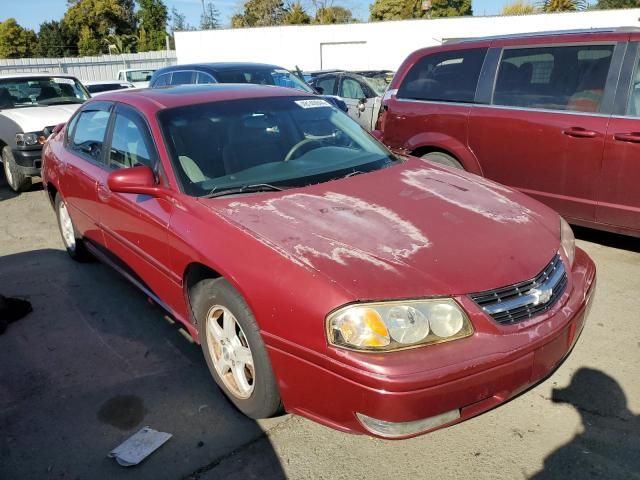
<box><xmin>108</xmin><ymin>427</ymin><xmax>172</xmax><ymax>467</ymax></box>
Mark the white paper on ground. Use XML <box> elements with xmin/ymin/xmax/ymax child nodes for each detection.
<box><xmin>108</xmin><ymin>426</ymin><xmax>172</xmax><ymax>467</ymax></box>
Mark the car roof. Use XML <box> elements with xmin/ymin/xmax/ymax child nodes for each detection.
<box><xmin>83</xmin><ymin>80</ymin><xmax>133</xmax><ymax>85</ymax></box>
<box><xmin>449</xmin><ymin>26</ymin><xmax>640</xmax><ymax>45</ymax></box>
<box><xmin>0</xmin><ymin>73</ymin><xmax>80</xmax><ymax>80</ymax></box>
<box><xmin>154</xmin><ymin>62</ymin><xmax>287</xmax><ymax>75</ymax></box>
<box><xmin>90</xmin><ymin>83</ymin><xmax>314</xmax><ymax>111</ymax></box>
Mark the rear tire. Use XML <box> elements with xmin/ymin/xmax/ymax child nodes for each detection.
<box><xmin>192</xmin><ymin>278</ymin><xmax>282</xmax><ymax>419</ymax></box>
<box><xmin>420</xmin><ymin>152</ymin><xmax>464</xmax><ymax>170</ymax></box>
<box><xmin>3</xmin><ymin>146</ymin><xmax>31</xmax><ymax>192</ymax></box>
<box><xmin>54</xmin><ymin>193</ymin><xmax>92</xmax><ymax>262</ymax></box>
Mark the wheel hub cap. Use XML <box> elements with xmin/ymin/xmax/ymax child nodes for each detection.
<box><xmin>206</xmin><ymin>306</ymin><xmax>255</xmax><ymax>399</ymax></box>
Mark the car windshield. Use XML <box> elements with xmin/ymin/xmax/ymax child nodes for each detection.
<box><xmin>0</xmin><ymin>76</ymin><xmax>89</xmax><ymax>108</ymax></box>
<box><xmin>159</xmin><ymin>96</ymin><xmax>397</xmax><ymax>197</ymax></box>
<box><xmin>212</xmin><ymin>68</ymin><xmax>315</xmax><ymax>93</ymax></box>
<box><xmin>126</xmin><ymin>70</ymin><xmax>155</xmax><ymax>82</ymax></box>
<box><xmin>361</xmin><ymin>75</ymin><xmax>392</xmax><ymax>96</ymax></box>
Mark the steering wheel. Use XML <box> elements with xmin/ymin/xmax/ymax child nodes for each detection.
<box><xmin>283</xmin><ymin>138</ymin><xmax>325</xmax><ymax>162</ymax></box>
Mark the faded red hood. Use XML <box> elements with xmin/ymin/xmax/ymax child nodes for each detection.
<box><xmin>200</xmin><ymin>158</ymin><xmax>561</xmax><ymax>300</ymax></box>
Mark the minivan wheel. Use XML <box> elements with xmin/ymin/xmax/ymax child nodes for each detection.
<box><xmin>192</xmin><ymin>278</ymin><xmax>282</xmax><ymax>419</ymax></box>
<box><xmin>3</xmin><ymin>147</ymin><xmax>31</xmax><ymax>192</ymax></box>
<box><xmin>421</xmin><ymin>152</ymin><xmax>464</xmax><ymax>170</ymax></box>
<box><xmin>54</xmin><ymin>193</ymin><xmax>92</xmax><ymax>262</ymax></box>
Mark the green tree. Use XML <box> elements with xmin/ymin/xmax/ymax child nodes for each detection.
<box><xmin>77</xmin><ymin>25</ymin><xmax>101</xmax><ymax>55</ymax></box>
<box><xmin>430</xmin><ymin>0</ymin><xmax>473</xmax><ymax>17</ymax></box>
<box><xmin>595</xmin><ymin>0</ymin><xmax>638</xmax><ymax>7</ymax></box>
<box><xmin>284</xmin><ymin>2</ymin><xmax>312</xmax><ymax>24</ymax></box>
<box><xmin>170</xmin><ymin>7</ymin><xmax>194</xmax><ymax>31</ymax></box>
<box><xmin>370</xmin><ymin>0</ymin><xmax>424</xmax><ymax>20</ymax></box>
<box><xmin>501</xmin><ymin>0</ymin><xmax>537</xmax><ymax>14</ymax></box>
<box><xmin>63</xmin><ymin>0</ymin><xmax>132</xmax><ymax>54</ymax></box>
<box><xmin>0</xmin><ymin>18</ymin><xmax>37</xmax><ymax>58</ymax></box>
<box><xmin>200</xmin><ymin>1</ymin><xmax>221</xmax><ymax>29</ymax></box>
<box><xmin>37</xmin><ymin>21</ymin><xmax>71</xmax><ymax>57</ymax></box>
<box><xmin>232</xmin><ymin>0</ymin><xmax>288</xmax><ymax>27</ymax></box>
<box><xmin>137</xmin><ymin>0</ymin><xmax>168</xmax><ymax>51</ymax></box>
<box><xmin>540</xmin><ymin>0</ymin><xmax>586</xmax><ymax>10</ymax></box>
<box><xmin>315</xmin><ymin>5</ymin><xmax>354</xmax><ymax>23</ymax></box>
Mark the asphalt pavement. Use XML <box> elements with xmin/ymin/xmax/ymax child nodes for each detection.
<box><xmin>1</xmin><ymin>183</ymin><xmax>638</xmax><ymax>480</ymax></box>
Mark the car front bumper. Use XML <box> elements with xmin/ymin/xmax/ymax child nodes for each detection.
<box><xmin>12</xmin><ymin>148</ymin><xmax>42</xmax><ymax>175</ymax></box>
<box><xmin>266</xmin><ymin>247</ymin><xmax>596</xmax><ymax>439</ymax></box>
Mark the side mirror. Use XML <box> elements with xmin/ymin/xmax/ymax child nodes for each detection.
<box><xmin>107</xmin><ymin>165</ymin><xmax>169</xmax><ymax>198</ymax></box>
<box><xmin>315</xmin><ymin>86</ymin><xmax>324</xmax><ymax>94</ymax></box>
<box><xmin>357</xmin><ymin>98</ymin><xmax>367</xmax><ymax>112</ymax></box>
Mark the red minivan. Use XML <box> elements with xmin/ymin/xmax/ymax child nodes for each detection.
<box><xmin>376</xmin><ymin>28</ymin><xmax>640</xmax><ymax>237</ymax></box>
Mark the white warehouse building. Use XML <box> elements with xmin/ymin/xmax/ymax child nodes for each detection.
<box><xmin>175</xmin><ymin>9</ymin><xmax>640</xmax><ymax>72</ymax></box>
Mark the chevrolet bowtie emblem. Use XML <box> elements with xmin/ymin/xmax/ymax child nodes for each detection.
<box><xmin>527</xmin><ymin>287</ymin><xmax>553</xmax><ymax>305</ymax></box>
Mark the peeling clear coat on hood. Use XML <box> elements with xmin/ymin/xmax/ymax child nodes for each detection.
<box><xmin>201</xmin><ymin>158</ymin><xmax>561</xmax><ymax>300</ymax></box>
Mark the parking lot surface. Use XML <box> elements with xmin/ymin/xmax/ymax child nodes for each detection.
<box><xmin>1</xmin><ymin>184</ymin><xmax>639</xmax><ymax>480</ymax></box>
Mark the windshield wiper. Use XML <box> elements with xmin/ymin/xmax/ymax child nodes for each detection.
<box><xmin>205</xmin><ymin>183</ymin><xmax>284</xmax><ymax>199</ymax></box>
<box><xmin>43</xmin><ymin>99</ymin><xmax>85</xmax><ymax>105</ymax></box>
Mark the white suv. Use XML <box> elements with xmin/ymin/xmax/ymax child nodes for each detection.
<box><xmin>0</xmin><ymin>74</ymin><xmax>89</xmax><ymax>192</ymax></box>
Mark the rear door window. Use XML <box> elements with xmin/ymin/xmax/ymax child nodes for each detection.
<box><xmin>493</xmin><ymin>44</ymin><xmax>614</xmax><ymax>113</ymax></box>
<box><xmin>196</xmin><ymin>72</ymin><xmax>216</xmax><ymax>84</ymax></box>
<box><xmin>170</xmin><ymin>71</ymin><xmax>195</xmax><ymax>86</ymax></box>
<box><xmin>315</xmin><ymin>75</ymin><xmax>336</xmax><ymax>95</ymax></box>
<box><xmin>397</xmin><ymin>48</ymin><xmax>487</xmax><ymax>103</ymax></box>
<box><xmin>626</xmin><ymin>51</ymin><xmax>640</xmax><ymax>116</ymax></box>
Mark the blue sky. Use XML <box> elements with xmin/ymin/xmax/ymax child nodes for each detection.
<box><xmin>3</xmin><ymin>0</ymin><xmax>511</xmax><ymax>32</ymax></box>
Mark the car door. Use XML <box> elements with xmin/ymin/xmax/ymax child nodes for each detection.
<box><xmin>98</xmin><ymin>103</ymin><xmax>178</xmax><ymax>299</ymax></box>
<box><xmin>60</xmin><ymin>101</ymin><xmax>113</xmax><ymax>245</ymax></box>
<box><xmin>338</xmin><ymin>75</ymin><xmax>374</xmax><ymax>129</ymax></box>
<box><xmin>468</xmin><ymin>41</ymin><xmax>623</xmax><ymax>223</ymax></box>
<box><xmin>597</xmin><ymin>41</ymin><xmax>640</xmax><ymax>233</ymax></box>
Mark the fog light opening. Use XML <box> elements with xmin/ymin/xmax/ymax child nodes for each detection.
<box><xmin>356</xmin><ymin>409</ymin><xmax>461</xmax><ymax>438</ymax></box>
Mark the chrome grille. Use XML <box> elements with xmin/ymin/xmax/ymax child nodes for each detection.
<box><xmin>470</xmin><ymin>254</ymin><xmax>567</xmax><ymax>325</ymax></box>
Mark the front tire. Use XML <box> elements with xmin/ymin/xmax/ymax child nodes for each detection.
<box><xmin>3</xmin><ymin>146</ymin><xmax>31</xmax><ymax>192</ymax></box>
<box><xmin>421</xmin><ymin>152</ymin><xmax>464</xmax><ymax>170</ymax></box>
<box><xmin>54</xmin><ymin>193</ymin><xmax>92</xmax><ymax>262</ymax></box>
<box><xmin>192</xmin><ymin>278</ymin><xmax>282</xmax><ymax>419</ymax></box>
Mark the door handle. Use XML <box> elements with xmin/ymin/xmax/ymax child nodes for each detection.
<box><xmin>562</xmin><ymin>127</ymin><xmax>598</xmax><ymax>138</ymax></box>
<box><xmin>97</xmin><ymin>183</ymin><xmax>110</xmax><ymax>202</ymax></box>
<box><xmin>613</xmin><ymin>132</ymin><xmax>640</xmax><ymax>143</ymax></box>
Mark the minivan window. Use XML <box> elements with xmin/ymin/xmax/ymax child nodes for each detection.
<box><xmin>493</xmin><ymin>45</ymin><xmax>614</xmax><ymax>113</ymax></box>
<box><xmin>397</xmin><ymin>48</ymin><xmax>487</xmax><ymax>103</ymax></box>
<box><xmin>627</xmin><ymin>53</ymin><xmax>640</xmax><ymax>117</ymax></box>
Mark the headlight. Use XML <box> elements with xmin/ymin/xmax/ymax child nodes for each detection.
<box><xmin>16</xmin><ymin>131</ymin><xmax>46</xmax><ymax>146</ymax></box>
<box><xmin>327</xmin><ymin>299</ymin><xmax>473</xmax><ymax>352</ymax></box>
<box><xmin>560</xmin><ymin>217</ymin><xmax>575</xmax><ymax>268</ymax></box>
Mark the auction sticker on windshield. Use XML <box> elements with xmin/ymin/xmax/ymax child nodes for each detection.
<box><xmin>295</xmin><ymin>99</ymin><xmax>331</xmax><ymax>109</ymax></box>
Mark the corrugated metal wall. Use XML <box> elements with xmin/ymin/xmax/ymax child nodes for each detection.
<box><xmin>0</xmin><ymin>51</ymin><xmax>177</xmax><ymax>81</ymax></box>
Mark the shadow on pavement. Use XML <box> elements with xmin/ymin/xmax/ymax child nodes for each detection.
<box><xmin>574</xmin><ymin>226</ymin><xmax>640</xmax><ymax>254</ymax></box>
<box><xmin>0</xmin><ymin>248</ymin><xmax>286</xmax><ymax>480</ymax></box>
<box><xmin>530</xmin><ymin>368</ymin><xmax>640</xmax><ymax>479</ymax></box>
<box><xmin>0</xmin><ymin>181</ymin><xmax>43</xmax><ymax>202</ymax></box>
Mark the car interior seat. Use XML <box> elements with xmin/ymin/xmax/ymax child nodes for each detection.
<box><xmin>0</xmin><ymin>88</ymin><xmax>14</xmax><ymax>109</ymax></box>
<box><xmin>567</xmin><ymin>58</ymin><xmax>610</xmax><ymax>112</ymax></box>
<box><xmin>37</xmin><ymin>85</ymin><xmax>58</xmax><ymax>102</ymax></box>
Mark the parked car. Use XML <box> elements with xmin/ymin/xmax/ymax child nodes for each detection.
<box><xmin>117</xmin><ymin>68</ymin><xmax>156</xmax><ymax>88</ymax></box>
<box><xmin>148</xmin><ymin>62</ymin><xmax>348</xmax><ymax>112</ymax></box>
<box><xmin>0</xmin><ymin>74</ymin><xmax>89</xmax><ymax>192</ymax></box>
<box><xmin>84</xmin><ymin>80</ymin><xmax>135</xmax><ymax>96</ymax></box>
<box><xmin>311</xmin><ymin>71</ymin><xmax>393</xmax><ymax>131</ymax></box>
<box><xmin>42</xmin><ymin>84</ymin><xmax>595</xmax><ymax>439</ymax></box>
<box><xmin>300</xmin><ymin>69</ymin><xmax>344</xmax><ymax>83</ymax></box>
<box><xmin>376</xmin><ymin>28</ymin><xmax>640</xmax><ymax>237</ymax></box>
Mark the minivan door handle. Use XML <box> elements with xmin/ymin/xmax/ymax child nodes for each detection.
<box><xmin>613</xmin><ymin>132</ymin><xmax>640</xmax><ymax>143</ymax></box>
<box><xmin>562</xmin><ymin>127</ymin><xmax>598</xmax><ymax>138</ymax></box>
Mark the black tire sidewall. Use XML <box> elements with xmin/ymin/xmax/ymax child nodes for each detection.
<box><xmin>2</xmin><ymin>147</ymin><xmax>30</xmax><ymax>192</ymax></box>
<box><xmin>193</xmin><ymin>278</ymin><xmax>282</xmax><ymax>419</ymax></box>
<box><xmin>421</xmin><ymin>152</ymin><xmax>464</xmax><ymax>170</ymax></box>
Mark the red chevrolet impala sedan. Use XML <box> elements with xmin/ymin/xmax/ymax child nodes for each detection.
<box><xmin>41</xmin><ymin>85</ymin><xmax>596</xmax><ymax>439</ymax></box>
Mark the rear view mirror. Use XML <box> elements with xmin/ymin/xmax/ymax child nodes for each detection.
<box><xmin>316</xmin><ymin>86</ymin><xmax>324</xmax><ymax>94</ymax></box>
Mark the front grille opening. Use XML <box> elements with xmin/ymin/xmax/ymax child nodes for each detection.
<box><xmin>470</xmin><ymin>254</ymin><xmax>568</xmax><ymax>325</ymax></box>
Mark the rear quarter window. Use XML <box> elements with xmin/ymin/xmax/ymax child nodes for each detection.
<box><xmin>397</xmin><ymin>48</ymin><xmax>487</xmax><ymax>103</ymax></box>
